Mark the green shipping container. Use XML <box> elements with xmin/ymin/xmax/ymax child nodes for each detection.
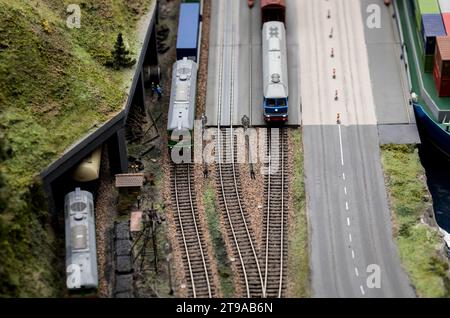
<box><xmin>415</xmin><ymin>0</ymin><xmax>441</xmax><ymax>30</ymax></box>
<box><xmin>424</xmin><ymin>54</ymin><xmax>434</xmax><ymax>72</ymax></box>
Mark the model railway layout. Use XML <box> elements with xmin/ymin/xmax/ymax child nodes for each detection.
<box><xmin>6</xmin><ymin>0</ymin><xmax>448</xmax><ymax>302</ymax></box>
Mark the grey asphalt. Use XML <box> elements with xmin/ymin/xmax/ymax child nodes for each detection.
<box><xmin>360</xmin><ymin>0</ymin><xmax>415</xmax><ymax>125</ymax></box>
<box><xmin>378</xmin><ymin>124</ymin><xmax>420</xmax><ymax>145</ymax></box>
<box><xmin>304</xmin><ymin>125</ymin><xmax>415</xmax><ymax>297</ymax></box>
<box><xmin>205</xmin><ymin>0</ymin><xmax>301</xmax><ymax>127</ymax></box>
<box><xmin>359</xmin><ymin>0</ymin><xmax>420</xmax><ymax>143</ymax></box>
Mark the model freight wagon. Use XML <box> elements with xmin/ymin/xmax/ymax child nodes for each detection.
<box><xmin>176</xmin><ymin>3</ymin><xmax>201</xmax><ymax>62</ymax></box>
<box><xmin>261</xmin><ymin>0</ymin><xmax>286</xmax><ymax>25</ymax></box>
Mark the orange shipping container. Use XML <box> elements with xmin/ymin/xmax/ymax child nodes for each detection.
<box><xmin>434</xmin><ymin>61</ymin><xmax>450</xmax><ymax>96</ymax></box>
<box><xmin>435</xmin><ymin>36</ymin><xmax>450</xmax><ymax>80</ymax></box>
<box><xmin>443</xmin><ymin>13</ymin><xmax>450</xmax><ymax>34</ymax></box>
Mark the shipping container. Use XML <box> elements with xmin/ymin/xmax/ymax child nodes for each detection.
<box><xmin>435</xmin><ymin>36</ymin><xmax>450</xmax><ymax>79</ymax></box>
<box><xmin>415</xmin><ymin>0</ymin><xmax>441</xmax><ymax>30</ymax></box>
<box><xmin>439</xmin><ymin>0</ymin><xmax>450</xmax><ymax>13</ymax></box>
<box><xmin>433</xmin><ymin>63</ymin><xmax>450</xmax><ymax>95</ymax></box>
<box><xmin>176</xmin><ymin>3</ymin><xmax>200</xmax><ymax>62</ymax></box>
<box><xmin>421</xmin><ymin>14</ymin><xmax>446</xmax><ymax>54</ymax></box>
<box><xmin>261</xmin><ymin>0</ymin><xmax>286</xmax><ymax>25</ymax></box>
<box><xmin>442</xmin><ymin>13</ymin><xmax>450</xmax><ymax>33</ymax></box>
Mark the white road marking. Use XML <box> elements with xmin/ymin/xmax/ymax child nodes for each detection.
<box><xmin>352</xmin><ymin>250</ymin><xmax>355</xmax><ymax>259</ymax></box>
<box><xmin>342</xmin><ymin>173</ymin><xmax>346</xmax><ymax>180</ymax></box>
<box><xmin>345</xmin><ymin>202</ymin><xmax>349</xmax><ymax>210</ymax></box>
<box><xmin>360</xmin><ymin>285</ymin><xmax>366</xmax><ymax>296</ymax></box>
<box><xmin>338</xmin><ymin>124</ymin><xmax>344</xmax><ymax>166</ymax></box>
<box><xmin>355</xmin><ymin>267</ymin><xmax>359</xmax><ymax>277</ymax></box>
<box><xmin>347</xmin><ymin>217</ymin><xmax>350</xmax><ymax>226</ymax></box>
<box><xmin>344</xmin><ymin>186</ymin><xmax>347</xmax><ymax>195</ymax></box>
<box><xmin>349</xmin><ymin>233</ymin><xmax>352</xmax><ymax>243</ymax></box>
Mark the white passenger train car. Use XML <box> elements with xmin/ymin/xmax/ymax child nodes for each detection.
<box><xmin>262</xmin><ymin>21</ymin><xmax>289</xmax><ymax>122</ymax></box>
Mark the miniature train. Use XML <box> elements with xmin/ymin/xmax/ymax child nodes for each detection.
<box><xmin>167</xmin><ymin>57</ymin><xmax>198</xmax><ymax>150</ymax></box>
<box><xmin>261</xmin><ymin>0</ymin><xmax>289</xmax><ymax>122</ymax></box>
<box><xmin>65</xmin><ymin>188</ymin><xmax>98</xmax><ymax>290</ymax></box>
<box><xmin>168</xmin><ymin>2</ymin><xmax>201</xmax><ymax>150</ymax></box>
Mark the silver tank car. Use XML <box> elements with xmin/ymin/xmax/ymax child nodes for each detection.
<box><xmin>167</xmin><ymin>57</ymin><xmax>198</xmax><ymax>149</ymax></box>
<box><xmin>65</xmin><ymin>188</ymin><xmax>98</xmax><ymax>290</ymax></box>
<box><xmin>262</xmin><ymin>21</ymin><xmax>289</xmax><ymax>122</ymax></box>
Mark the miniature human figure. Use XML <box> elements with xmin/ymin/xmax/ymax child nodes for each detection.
<box><xmin>156</xmin><ymin>84</ymin><xmax>162</xmax><ymax>100</ymax></box>
<box><xmin>151</xmin><ymin>82</ymin><xmax>156</xmax><ymax>96</ymax></box>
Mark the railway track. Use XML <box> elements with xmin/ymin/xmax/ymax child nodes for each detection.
<box><xmin>213</xmin><ymin>0</ymin><xmax>264</xmax><ymax>298</ymax></box>
<box><xmin>263</xmin><ymin>128</ymin><xmax>288</xmax><ymax>297</ymax></box>
<box><xmin>170</xmin><ymin>163</ymin><xmax>216</xmax><ymax>298</ymax></box>
<box><xmin>215</xmin><ymin>130</ymin><xmax>265</xmax><ymax>298</ymax></box>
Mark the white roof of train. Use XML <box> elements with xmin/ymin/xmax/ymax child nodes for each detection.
<box><xmin>167</xmin><ymin>58</ymin><xmax>198</xmax><ymax>131</ymax></box>
<box><xmin>262</xmin><ymin>21</ymin><xmax>289</xmax><ymax>99</ymax></box>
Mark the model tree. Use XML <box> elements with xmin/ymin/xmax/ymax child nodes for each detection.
<box><xmin>109</xmin><ymin>33</ymin><xmax>136</xmax><ymax>70</ymax></box>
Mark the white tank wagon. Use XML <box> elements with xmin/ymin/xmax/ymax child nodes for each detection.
<box><xmin>65</xmin><ymin>188</ymin><xmax>98</xmax><ymax>290</ymax></box>
<box><xmin>167</xmin><ymin>57</ymin><xmax>198</xmax><ymax>149</ymax></box>
<box><xmin>262</xmin><ymin>21</ymin><xmax>289</xmax><ymax>122</ymax></box>
<box><xmin>72</xmin><ymin>148</ymin><xmax>102</xmax><ymax>182</ymax></box>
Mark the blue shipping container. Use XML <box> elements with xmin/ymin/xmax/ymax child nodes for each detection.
<box><xmin>421</xmin><ymin>14</ymin><xmax>446</xmax><ymax>55</ymax></box>
<box><xmin>176</xmin><ymin>3</ymin><xmax>200</xmax><ymax>61</ymax></box>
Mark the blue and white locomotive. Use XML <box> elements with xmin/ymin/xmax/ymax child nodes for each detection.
<box><xmin>262</xmin><ymin>21</ymin><xmax>289</xmax><ymax>122</ymax></box>
<box><xmin>65</xmin><ymin>188</ymin><xmax>98</xmax><ymax>290</ymax></box>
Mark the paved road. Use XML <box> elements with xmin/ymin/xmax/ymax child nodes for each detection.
<box><xmin>296</xmin><ymin>0</ymin><xmax>415</xmax><ymax>297</ymax></box>
<box><xmin>205</xmin><ymin>0</ymin><xmax>301</xmax><ymax>127</ymax></box>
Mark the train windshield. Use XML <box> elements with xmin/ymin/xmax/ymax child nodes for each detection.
<box><xmin>265</xmin><ymin>98</ymin><xmax>287</xmax><ymax>107</ymax></box>
<box><xmin>277</xmin><ymin>99</ymin><xmax>287</xmax><ymax>106</ymax></box>
<box><xmin>266</xmin><ymin>99</ymin><xmax>276</xmax><ymax>106</ymax></box>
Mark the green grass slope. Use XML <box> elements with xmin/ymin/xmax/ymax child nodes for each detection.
<box><xmin>0</xmin><ymin>0</ymin><xmax>148</xmax><ymax>296</ymax></box>
<box><xmin>382</xmin><ymin>145</ymin><xmax>450</xmax><ymax>297</ymax></box>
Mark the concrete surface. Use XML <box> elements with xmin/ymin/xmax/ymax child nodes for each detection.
<box><xmin>360</xmin><ymin>0</ymin><xmax>416</xmax><ymax>126</ymax></box>
<box><xmin>378</xmin><ymin>124</ymin><xmax>421</xmax><ymax>144</ymax></box>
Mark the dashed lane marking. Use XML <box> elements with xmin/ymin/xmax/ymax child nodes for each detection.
<box><xmin>360</xmin><ymin>285</ymin><xmax>366</xmax><ymax>296</ymax></box>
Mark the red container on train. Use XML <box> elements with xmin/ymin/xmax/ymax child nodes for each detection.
<box><xmin>434</xmin><ymin>36</ymin><xmax>450</xmax><ymax>96</ymax></box>
<box><xmin>261</xmin><ymin>0</ymin><xmax>286</xmax><ymax>25</ymax></box>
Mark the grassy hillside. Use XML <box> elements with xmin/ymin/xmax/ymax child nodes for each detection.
<box><xmin>381</xmin><ymin>145</ymin><xmax>450</xmax><ymax>297</ymax></box>
<box><xmin>0</xmin><ymin>0</ymin><xmax>149</xmax><ymax>296</ymax></box>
